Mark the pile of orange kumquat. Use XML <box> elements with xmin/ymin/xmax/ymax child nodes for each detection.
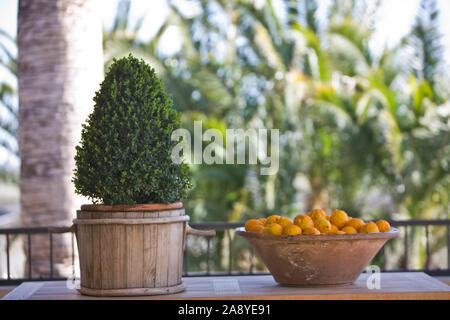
<box><xmin>244</xmin><ymin>209</ymin><xmax>391</xmax><ymax>236</ymax></box>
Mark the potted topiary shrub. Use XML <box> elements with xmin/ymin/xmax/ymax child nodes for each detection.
<box><xmin>65</xmin><ymin>55</ymin><xmax>214</xmax><ymax>297</ymax></box>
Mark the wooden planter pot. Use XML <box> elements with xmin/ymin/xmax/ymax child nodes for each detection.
<box><xmin>55</xmin><ymin>202</ymin><xmax>214</xmax><ymax>297</ymax></box>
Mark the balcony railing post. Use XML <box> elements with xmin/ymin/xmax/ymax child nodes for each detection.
<box><xmin>6</xmin><ymin>234</ymin><xmax>10</xmax><ymax>280</ymax></box>
<box><xmin>227</xmin><ymin>229</ymin><xmax>232</xmax><ymax>275</ymax></box>
<box><xmin>425</xmin><ymin>225</ymin><xmax>430</xmax><ymax>270</ymax></box>
<box><xmin>27</xmin><ymin>233</ymin><xmax>32</xmax><ymax>279</ymax></box>
<box><xmin>71</xmin><ymin>232</ymin><xmax>76</xmax><ymax>278</ymax></box>
<box><xmin>206</xmin><ymin>237</ymin><xmax>211</xmax><ymax>275</ymax></box>
<box><xmin>49</xmin><ymin>233</ymin><xmax>53</xmax><ymax>279</ymax></box>
<box><xmin>447</xmin><ymin>225</ymin><xmax>450</xmax><ymax>270</ymax></box>
<box><xmin>249</xmin><ymin>247</ymin><xmax>254</xmax><ymax>274</ymax></box>
<box><xmin>404</xmin><ymin>226</ymin><xmax>408</xmax><ymax>270</ymax></box>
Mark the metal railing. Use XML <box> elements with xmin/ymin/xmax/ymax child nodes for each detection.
<box><xmin>0</xmin><ymin>219</ymin><xmax>449</xmax><ymax>285</ymax></box>
<box><xmin>0</xmin><ymin>226</ymin><xmax>77</xmax><ymax>285</ymax></box>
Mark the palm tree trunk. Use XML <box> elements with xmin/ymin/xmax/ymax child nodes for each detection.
<box><xmin>17</xmin><ymin>0</ymin><xmax>103</xmax><ymax>277</ymax></box>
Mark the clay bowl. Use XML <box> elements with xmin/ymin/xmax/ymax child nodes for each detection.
<box><xmin>235</xmin><ymin>227</ymin><xmax>398</xmax><ymax>286</ymax></box>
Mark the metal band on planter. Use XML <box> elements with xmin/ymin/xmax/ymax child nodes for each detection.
<box><xmin>72</xmin><ymin>215</ymin><xmax>190</xmax><ymax>225</ymax></box>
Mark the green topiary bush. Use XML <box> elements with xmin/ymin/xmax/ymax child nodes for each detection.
<box><xmin>73</xmin><ymin>55</ymin><xmax>192</xmax><ymax>205</ymax></box>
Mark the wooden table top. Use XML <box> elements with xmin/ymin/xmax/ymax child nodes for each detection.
<box><xmin>3</xmin><ymin>272</ymin><xmax>449</xmax><ymax>300</ymax></box>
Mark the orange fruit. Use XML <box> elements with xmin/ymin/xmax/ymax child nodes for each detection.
<box><xmin>358</xmin><ymin>222</ymin><xmax>367</xmax><ymax>232</ymax></box>
<box><xmin>308</xmin><ymin>209</ymin><xmax>326</xmax><ymax>221</ymax></box>
<box><xmin>325</xmin><ymin>215</ymin><xmax>331</xmax><ymax>221</ymax></box>
<box><xmin>259</xmin><ymin>218</ymin><xmax>267</xmax><ymax>225</ymax></box>
<box><xmin>341</xmin><ymin>226</ymin><xmax>357</xmax><ymax>234</ymax></box>
<box><xmin>245</xmin><ymin>219</ymin><xmax>263</xmax><ymax>232</ymax></box>
<box><xmin>278</xmin><ymin>217</ymin><xmax>293</xmax><ymax>228</ymax></box>
<box><xmin>346</xmin><ymin>218</ymin><xmax>365</xmax><ymax>231</ymax></box>
<box><xmin>251</xmin><ymin>224</ymin><xmax>264</xmax><ymax>233</ymax></box>
<box><xmin>266</xmin><ymin>215</ymin><xmax>281</xmax><ymax>225</ymax></box>
<box><xmin>265</xmin><ymin>223</ymin><xmax>283</xmax><ymax>235</ymax></box>
<box><xmin>282</xmin><ymin>224</ymin><xmax>302</xmax><ymax>235</ymax></box>
<box><xmin>330</xmin><ymin>209</ymin><xmax>349</xmax><ymax>229</ymax></box>
<box><xmin>334</xmin><ymin>230</ymin><xmax>346</xmax><ymax>235</ymax></box>
<box><xmin>376</xmin><ymin>220</ymin><xmax>391</xmax><ymax>232</ymax></box>
<box><xmin>293</xmin><ymin>214</ymin><xmax>305</xmax><ymax>225</ymax></box>
<box><xmin>360</xmin><ymin>221</ymin><xmax>379</xmax><ymax>233</ymax></box>
<box><xmin>303</xmin><ymin>227</ymin><xmax>320</xmax><ymax>235</ymax></box>
<box><xmin>329</xmin><ymin>224</ymin><xmax>338</xmax><ymax>234</ymax></box>
<box><xmin>294</xmin><ymin>214</ymin><xmax>314</xmax><ymax>230</ymax></box>
<box><xmin>315</xmin><ymin>219</ymin><xmax>331</xmax><ymax>234</ymax></box>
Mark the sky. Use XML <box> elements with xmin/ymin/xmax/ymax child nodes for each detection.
<box><xmin>0</xmin><ymin>0</ymin><xmax>450</xmax><ymax>167</ymax></box>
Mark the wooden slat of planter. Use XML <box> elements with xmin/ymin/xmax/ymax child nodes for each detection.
<box><xmin>78</xmin><ymin>212</ymin><xmax>92</xmax><ymax>288</ymax></box>
<box><xmin>155</xmin><ymin>223</ymin><xmax>170</xmax><ymax>287</ymax></box>
<box><xmin>126</xmin><ymin>212</ymin><xmax>144</xmax><ymax>288</ymax></box>
<box><xmin>77</xmin><ymin>210</ymin><xmax>98</xmax><ymax>219</ymax></box>
<box><xmin>174</xmin><ymin>222</ymin><xmax>183</xmax><ymax>284</ymax></box>
<box><xmin>77</xmin><ymin>226</ymin><xmax>86</xmax><ymax>287</ymax></box>
<box><xmin>167</xmin><ymin>223</ymin><xmax>181</xmax><ymax>286</ymax></box>
<box><xmin>100</xmin><ymin>212</ymin><xmax>113</xmax><ymax>289</ymax></box>
<box><xmin>155</xmin><ymin>209</ymin><xmax>185</xmax><ymax>218</ymax></box>
<box><xmin>143</xmin><ymin>222</ymin><xmax>157</xmax><ymax>288</ymax></box>
<box><xmin>91</xmin><ymin>222</ymin><xmax>102</xmax><ymax>289</ymax></box>
<box><xmin>179</xmin><ymin>223</ymin><xmax>187</xmax><ymax>281</ymax></box>
<box><xmin>181</xmin><ymin>222</ymin><xmax>186</xmax><ymax>279</ymax></box>
<box><xmin>141</xmin><ymin>208</ymin><xmax>185</xmax><ymax>218</ymax></box>
<box><xmin>111</xmin><ymin>212</ymin><xmax>127</xmax><ymax>289</ymax></box>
